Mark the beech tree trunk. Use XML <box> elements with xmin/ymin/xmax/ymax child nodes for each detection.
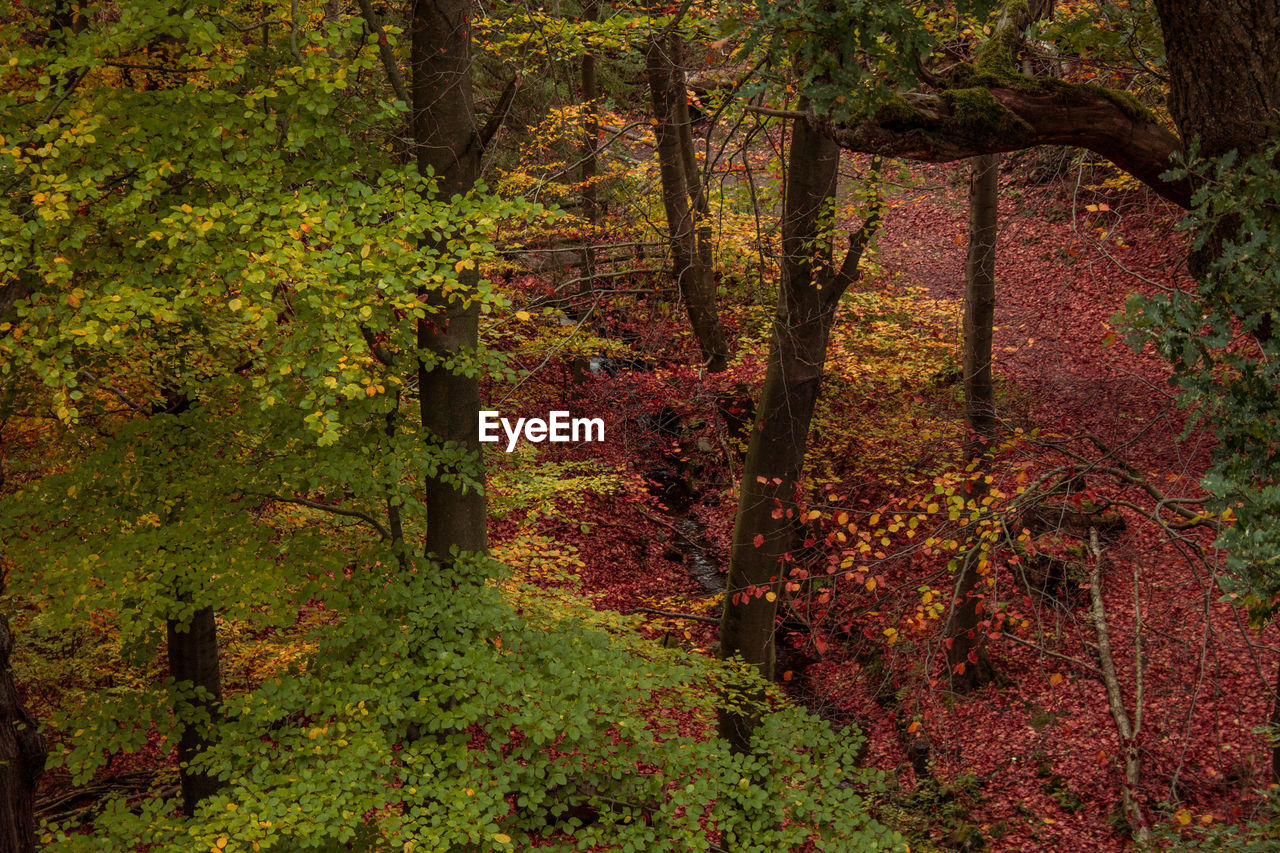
<box><xmin>411</xmin><ymin>0</ymin><xmax>487</xmax><ymax>558</ymax></box>
<box><xmin>167</xmin><ymin>605</ymin><xmax>223</xmax><ymax>815</ymax></box>
<box><xmin>644</xmin><ymin>26</ymin><xmax>730</xmax><ymax>372</ymax></box>
<box><xmin>0</xmin><ymin>591</ymin><xmax>45</xmax><ymax>853</ymax></box>
<box><xmin>718</xmin><ymin>114</ymin><xmax>877</xmax><ymax>751</ymax></box>
<box><xmin>943</xmin><ymin>152</ymin><xmax>1001</xmax><ymax>691</ymax></box>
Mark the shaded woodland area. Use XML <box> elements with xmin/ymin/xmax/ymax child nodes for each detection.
<box><xmin>2</xmin><ymin>0</ymin><xmax>1280</xmax><ymax>850</ymax></box>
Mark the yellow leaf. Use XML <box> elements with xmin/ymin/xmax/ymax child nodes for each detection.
<box><xmin>865</xmin><ymin>577</ymin><xmax>877</xmax><ymax>592</ymax></box>
<box><xmin>514</xmin><ymin>310</ymin><xmax>532</xmax><ymax>321</ymax></box>
<box><xmin>492</xmin><ymin>834</ymin><xmax>511</xmax><ymax>845</ymax></box>
<box><xmin>806</xmin><ymin>509</ymin><xmax>821</xmax><ymax>520</ymax></box>
<box><xmin>217</xmin><ymin>839</ymin><xmax>228</xmax><ymax>850</ymax></box>
<box><xmin>764</xmin><ymin>591</ymin><xmax>777</xmax><ymax>602</ymax></box>
<box><xmin>360</xmin><ymin>244</ymin><xmax>371</xmax><ymax>258</ymax></box>
<box><xmin>228</xmin><ymin>298</ymin><xmax>243</xmax><ymax>311</ymax></box>
<box><xmin>1049</xmin><ymin>673</ymin><xmax>1063</xmax><ymax>687</ymax></box>
<box><xmin>1175</xmin><ymin>808</ymin><xmax>1192</xmax><ymax>826</ymax></box>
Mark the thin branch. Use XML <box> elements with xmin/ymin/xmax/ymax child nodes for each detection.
<box><xmin>479</xmin><ymin>75</ymin><xmax>521</xmax><ymax>151</ymax></box>
<box><xmin>744</xmin><ymin>105</ymin><xmax>807</xmax><ymax>120</ymax></box>
<box><xmin>261</xmin><ymin>494</ymin><xmax>390</xmax><ymax>541</ymax></box>
<box><xmin>999</xmin><ymin>631</ymin><xmax>1104</xmax><ymax>677</ymax></box>
<box><xmin>630</xmin><ymin>607</ymin><xmax>721</xmax><ymax>625</ymax></box>
<box><xmin>355</xmin><ymin>0</ymin><xmax>410</xmax><ymax>105</ymax></box>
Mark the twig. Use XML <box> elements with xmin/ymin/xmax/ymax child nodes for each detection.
<box><xmin>998</xmin><ymin>631</ymin><xmax>1103</xmax><ymax>677</ymax></box>
<box><xmin>630</xmin><ymin>607</ymin><xmax>720</xmax><ymax>625</ymax></box>
<box><xmin>261</xmin><ymin>494</ymin><xmax>390</xmax><ymax>541</ymax></box>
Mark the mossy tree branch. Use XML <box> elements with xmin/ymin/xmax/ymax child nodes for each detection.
<box><xmin>810</xmin><ymin>0</ymin><xmax>1191</xmax><ymax>207</ymax></box>
<box><xmin>813</xmin><ymin>82</ymin><xmax>1190</xmax><ymax>208</ymax></box>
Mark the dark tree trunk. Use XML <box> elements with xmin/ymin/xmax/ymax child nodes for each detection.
<box><xmin>944</xmin><ymin>153</ymin><xmax>1001</xmax><ymax>691</ymax></box>
<box><xmin>411</xmin><ymin>0</ymin><xmax>487</xmax><ymax>558</ymax></box>
<box><xmin>962</xmin><ymin>153</ymin><xmax>999</xmax><ymax>449</ymax></box>
<box><xmin>0</xmin><ymin>593</ymin><xmax>45</xmax><ymax>853</ymax></box>
<box><xmin>166</xmin><ymin>606</ymin><xmax>222</xmax><ymax>815</ymax></box>
<box><xmin>718</xmin><ymin>114</ymin><xmax>877</xmax><ymax>751</ymax></box>
<box><xmin>1152</xmin><ymin>0</ymin><xmax>1280</xmax><ymax>277</ymax></box>
<box><xmin>644</xmin><ymin>26</ymin><xmax>730</xmax><ymax>372</ymax></box>
<box><xmin>1272</xmin><ymin>658</ymin><xmax>1280</xmax><ymax>784</ymax></box>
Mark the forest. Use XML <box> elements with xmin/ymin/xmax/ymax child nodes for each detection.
<box><xmin>1</xmin><ymin>0</ymin><xmax>1279</xmax><ymax>850</ymax></box>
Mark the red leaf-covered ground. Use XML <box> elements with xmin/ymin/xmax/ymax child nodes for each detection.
<box><xmin>498</xmin><ymin>156</ymin><xmax>1278</xmax><ymax>850</ymax></box>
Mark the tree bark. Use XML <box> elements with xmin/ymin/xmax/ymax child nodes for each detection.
<box><xmin>718</xmin><ymin>113</ymin><xmax>877</xmax><ymax>751</ymax></box>
<box><xmin>812</xmin><ymin>85</ymin><xmax>1190</xmax><ymax>207</ymax></box>
<box><xmin>577</xmin><ymin>0</ymin><xmax>600</xmax><ymax>298</ymax></box>
<box><xmin>963</xmin><ymin>153</ymin><xmax>999</xmax><ymax>448</ymax></box>
<box><xmin>645</xmin><ymin>25</ymin><xmax>730</xmax><ymax>372</ymax></box>
<box><xmin>167</xmin><ymin>606</ymin><xmax>222</xmax><ymax>815</ymax></box>
<box><xmin>943</xmin><ymin>153</ymin><xmax>1001</xmax><ymax>690</ymax></box>
<box><xmin>1151</xmin><ymin>0</ymin><xmax>1280</xmax><ymax>276</ymax></box>
<box><xmin>411</xmin><ymin>0</ymin><xmax>487</xmax><ymax>558</ymax></box>
<box><xmin>580</xmin><ymin>0</ymin><xmax>600</xmax><ymax>227</ymax></box>
<box><xmin>0</xmin><ymin>593</ymin><xmax>45</xmax><ymax>853</ymax></box>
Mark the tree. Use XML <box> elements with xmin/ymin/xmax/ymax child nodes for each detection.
<box><xmin>718</xmin><ymin>107</ymin><xmax>879</xmax><ymax>749</ymax></box>
<box><xmin>644</xmin><ymin>15</ymin><xmax>731</xmax><ymax>372</ymax></box>
<box><xmin>0</xmin><ymin>574</ymin><xmax>46</xmax><ymax>853</ymax></box>
<box><xmin>2</xmin><ymin>3</ymin><xmax>910</xmax><ymax>849</ymax></box>
<box><xmin>941</xmin><ymin>151</ymin><xmax>1001</xmax><ymax>691</ymax></box>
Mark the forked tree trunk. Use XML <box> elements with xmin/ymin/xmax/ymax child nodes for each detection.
<box><xmin>943</xmin><ymin>152</ymin><xmax>1001</xmax><ymax>691</ymax></box>
<box><xmin>411</xmin><ymin>0</ymin><xmax>487</xmax><ymax>558</ymax></box>
<box><xmin>167</xmin><ymin>605</ymin><xmax>223</xmax><ymax>815</ymax></box>
<box><xmin>718</xmin><ymin>113</ymin><xmax>878</xmax><ymax>751</ymax></box>
<box><xmin>644</xmin><ymin>24</ymin><xmax>730</xmax><ymax>372</ymax></box>
<box><xmin>0</xmin><ymin>593</ymin><xmax>45</xmax><ymax>853</ymax></box>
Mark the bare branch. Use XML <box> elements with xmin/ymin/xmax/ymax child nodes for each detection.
<box><xmin>479</xmin><ymin>74</ymin><xmax>522</xmax><ymax>152</ymax></box>
<box><xmin>261</xmin><ymin>494</ymin><xmax>391</xmax><ymax>541</ymax></box>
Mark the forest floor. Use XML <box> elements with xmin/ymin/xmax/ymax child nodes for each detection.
<box><xmin>494</xmin><ymin>154</ymin><xmax>1279</xmax><ymax>852</ymax></box>
<box><xmin>14</xmin><ymin>151</ymin><xmax>1276</xmax><ymax>851</ymax></box>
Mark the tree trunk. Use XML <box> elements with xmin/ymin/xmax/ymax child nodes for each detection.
<box><xmin>943</xmin><ymin>152</ymin><xmax>1001</xmax><ymax>690</ymax></box>
<box><xmin>580</xmin><ymin>0</ymin><xmax>600</xmax><ymax>226</ymax></box>
<box><xmin>962</xmin><ymin>153</ymin><xmax>999</xmax><ymax>449</ymax></box>
<box><xmin>1272</xmin><ymin>658</ymin><xmax>1280</xmax><ymax>784</ymax></box>
<box><xmin>577</xmin><ymin>0</ymin><xmax>600</xmax><ymax>298</ymax></box>
<box><xmin>0</xmin><ymin>593</ymin><xmax>45</xmax><ymax>853</ymax></box>
<box><xmin>718</xmin><ymin>114</ymin><xmax>877</xmax><ymax>750</ymax></box>
<box><xmin>644</xmin><ymin>26</ymin><xmax>730</xmax><ymax>373</ymax></box>
<box><xmin>167</xmin><ymin>606</ymin><xmax>222</xmax><ymax>815</ymax></box>
<box><xmin>670</xmin><ymin>34</ymin><xmax>723</xmax><ymax>369</ymax></box>
<box><xmin>411</xmin><ymin>0</ymin><xmax>487</xmax><ymax>558</ymax></box>
<box><xmin>1152</xmin><ymin>0</ymin><xmax>1280</xmax><ymax>277</ymax></box>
